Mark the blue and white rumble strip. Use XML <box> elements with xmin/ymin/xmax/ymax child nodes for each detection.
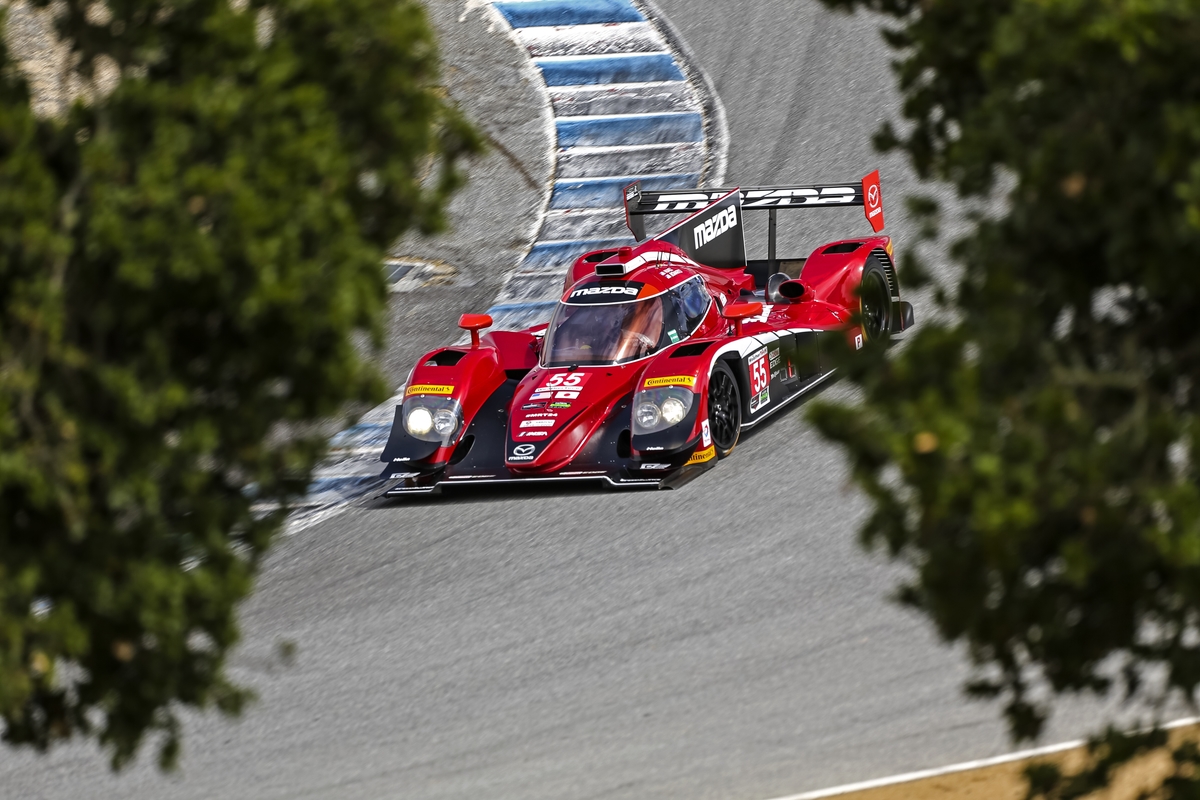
<box><xmin>485</xmin><ymin>0</ymin><xmax>722</xmax><ymax>331</ymax></box>
<box><xmin>285</xmin><ymin>0</ymin><xmax>725</xmax><ymax>530</ymax></box>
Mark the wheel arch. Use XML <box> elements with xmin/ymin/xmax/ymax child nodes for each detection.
<box><xmin>716</xmin><ymin>351</ymin><xmax>750</xmax><ymax>416</ymax></box>
<box><xmin>800</xmin><ymin>237</ymin><xmax>896</xmax><ymax>310</ymax></box>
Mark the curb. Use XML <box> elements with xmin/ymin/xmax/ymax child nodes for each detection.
<box><xmin>482</xmin><ymin>0</ymin><xmax>730</xmax><ymax>332</ymax></box>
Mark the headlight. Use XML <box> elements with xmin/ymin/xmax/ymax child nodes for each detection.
<box><xmin>401</xmin><ymin>396</ymin><xmax>462</xmax><ymax>444</ymax></box>
<box><xmin>661</xmin><ymin>397</ymin><xmax>687</xmax><ymax>425</ymax></box>
<box><xmin>433</xmin><ymin>409</ymin><xmax>457</xmax><ymax>436</ymax></box>
<box><xmin>632</xmin><ymin>386</ymin><xmax>695</xmax><ymax>435</ymax></box>
<box><xmin>635</xmin><ymin>402</ymin><xmax>661</xmax><ymax>429</ymax></box>
<box><xmin>406</xmin><ymin>407</ymin><xmax>433</xmax><ymax>435</ymax></box>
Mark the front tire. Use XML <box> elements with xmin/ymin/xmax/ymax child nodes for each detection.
<box><xmin>707</xmin><ymin>361</ymin><xmax>742</xmax><ymax>459</ymax></box>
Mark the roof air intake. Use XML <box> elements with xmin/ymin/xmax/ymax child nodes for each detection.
<box><xmin>594</xmin><ymin>246</ymin><xmax>637</xmax><ymax>277</ymax></box>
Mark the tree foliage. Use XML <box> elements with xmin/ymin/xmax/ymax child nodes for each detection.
<box><xmin>0</xmin><ymin>0</ymin><xmax>477</xmax><ymax>768</ymax></box>
<box><xmin>809</xmin><ymin>0</ymin><xmax>1200</xmax><ymax>793</ymax></box>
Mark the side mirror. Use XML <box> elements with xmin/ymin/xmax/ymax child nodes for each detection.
<box><xmin>458</xmin><ymin>313</ymin><xmax>493</xmax><ymax>348</ymax></box>
<box><xmin>777</xmin><ymin>280</ymin><xmax>808</xmax><ymax>302</ymax></box>
<box><xmin>722</xmin><ymin>301</ymin><xmax>762</xmax><ymax>337</ymax></box>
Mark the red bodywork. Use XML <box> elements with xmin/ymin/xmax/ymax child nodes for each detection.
<box><xmin>381</xmin><ymin>179</ymin><xmax>913</xmax><ymax>495</ymax></box>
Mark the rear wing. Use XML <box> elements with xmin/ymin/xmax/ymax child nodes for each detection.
<box><xmin>623</xmin><ymin>170</ymin><xmax>885</xmax><ymax>241</ymax></box>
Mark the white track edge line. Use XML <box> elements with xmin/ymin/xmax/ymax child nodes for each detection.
<box><xmin>765</xmin><ymin>716</ymin><xmax>1200</xmax><ymax>800</ymax></box>
<box><xmin>533</xmin><ymin>51</ymin><xmax>671</xmax><ymax>63</ymax></box>
<box><xmin>549</xmin><ymin>79</ymin><xmax>690</xmax><ymax>93</ymax></box>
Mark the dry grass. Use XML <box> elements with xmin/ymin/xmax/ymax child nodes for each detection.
<box><xmin>834</xmin><ymin>725</ymin><xmax>1200</xmax><ymax>800</ymax></box>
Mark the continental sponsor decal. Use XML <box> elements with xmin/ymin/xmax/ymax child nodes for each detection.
<box><xmin>685</xmin><ymin>446</ymin><xmax>715</xmax><ymax>465</ymax></box>
<box><xmin>405</xmin><ymin>384</ymin><xmax>454</xmax><ymax>397</ymax></box>
<box><xmin>643</xmin><ymin>375</ymin><xmax>697</xmax><ymax>389</ymax></box>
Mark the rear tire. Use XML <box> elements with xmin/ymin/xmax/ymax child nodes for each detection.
<box><xmin>707</xmin><ymin>361</ymin><xmax>742</xmax><ymax>459</ymax></box>
<box><xmin>859</xmin><ymin>258</ymin><xmax>892</xmax><ymax>342</ymax></box>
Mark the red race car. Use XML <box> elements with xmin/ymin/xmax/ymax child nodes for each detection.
<box><xmin>381</xmin><ymin>172</ymin><xmax>914</xmax><ymax>495</ymax></box>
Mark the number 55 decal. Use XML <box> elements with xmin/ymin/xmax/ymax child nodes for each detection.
<box><xmin>748</xmin><ymin>348</ymin><xmax>771</xmax><ymax>412</ymax></box>
<box><xmin>533</xmin><ymin>371</ymin><xmax>590</xmax><ymax>400</ymax></box>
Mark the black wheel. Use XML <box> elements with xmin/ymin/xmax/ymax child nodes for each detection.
<box><xmin>707</xmin><ymin>361</ymin><xmax>742</xmax><ymax>459</ymax></box>
<box><xmin>859</xmin><ymin>258</ymin><xmax>892</xmax><ymax>342</ymax></box>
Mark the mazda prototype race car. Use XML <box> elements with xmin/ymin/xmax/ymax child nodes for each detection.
<box><xmin>380</xmin><ymin>171</ymin><xmax>915</xmax><ymax>495</ymax></box>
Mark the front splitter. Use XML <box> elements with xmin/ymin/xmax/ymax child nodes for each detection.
<box><xmin>382</xmin><ymin>463</ymin><xmax>713</xmax><ymax>497</ymax></box>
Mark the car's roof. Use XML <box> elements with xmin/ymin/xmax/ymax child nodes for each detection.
<box><xmin>562</xmin><ymin>244</ymin><xmax>703</xmax><ymax>304</ymax></box>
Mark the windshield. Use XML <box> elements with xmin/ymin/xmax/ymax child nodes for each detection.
<box><xmin>542</xmin><ymin>278</ymin><xmax>710</xmax><ymax>367</ymax></box>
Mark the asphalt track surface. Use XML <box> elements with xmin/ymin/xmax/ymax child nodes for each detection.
<box><xmin>3</xmin><ymin>3</ymin><xmax>1122</xmax><ymax>799</ymax></box>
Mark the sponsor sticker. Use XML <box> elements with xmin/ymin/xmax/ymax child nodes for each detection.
<box><xmin>508</xmin><ymin>443</ymin><xmax>537</xmax><ymax>462</ymax></box>
<box><xmin>641</xmin><ymin>463</ymin><xmax>672</xmax><ymax>471</ymax></box>
<box><xmin>519</xmin><ymin>431</ymin><xmax>549</xmax><ymax>438</ymax></box>
<box><xmin>550</xmin><ymin>402</ymin><xmax>572</xmax><ymax>409</ymax></box>
<box><xmin>405</xmin><ymin>384</ymin><xmax>453</xmax><ymax>397</ymax></box>
<box><xmin>668</xmin><ymin>330</ymin><xmax>680</xmax><ymax>344</ymax></box>
<box><xmin>523</xmin><ymin>412</ymin><xmax>557</xmax><ymax>419</ymax></box>
<box><xmin>520</xmin><ymin>419</ymin><xmax>554</xmax><ymax>428</ymax></box>
<box><xmin>522</xmin><ymin>402</ymin><xmax>546</xmax><ymax>410</ymax></box>
<box><xmin>685</xmin><ymin>446</ymin><xmax>715</xmax><ymax>465</ymax></box>
<box><xmin>701</xmin><ymin>419</ymin><xmax>712</xmax><ymax>448</ymax></box>
<box><xmin>389</xmin><ymin>472</ymin><xmax>420</xmax><ymax>479</ymax></box>
<box><xmin>742</xmin><ymin>187</ymin><xmax>856</xmax><ymax>208</ymax></box>
<box><xmin>643</xmin><ymin>375</ymin><xmax>697</xmax><ymax>389</ymax></box>
<box><xmin>693</xmin><ymin>206</ymin><xmax>739</xmax><ymax>250</ymax></box>
<box><xmin>566</xmin><ymin>283</ymin><xmax>646</xmax><ymax>305</ymax></box>
<box><xmin>748</xmin><ymin>347</ymin><xmax>771</xmax><ymax>412</ymax></box>
<box><xmin>570</xmin><ymin>285</ymin><xmax>638</xmax><ymax>299</ymax></box>
<box><xmin>651</xmin><ymin>191</ymin><xmax>724</xmax><ymax>212</ymax></box>
<box><xmin>855</xmin><ymin>333</ymin><xmax>864</xmax><ymax>350</ymax></box>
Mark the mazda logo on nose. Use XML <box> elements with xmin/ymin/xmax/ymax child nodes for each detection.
<box><xmin>513</xmin><ymin>444</ymin><xmax>536</xmax><ymax>457</ymax></box>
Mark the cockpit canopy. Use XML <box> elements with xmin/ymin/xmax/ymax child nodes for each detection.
<box><xmin>542</xmin><ymin>276</ymin><xmax>711</xmax><ymax>367</ymax></box>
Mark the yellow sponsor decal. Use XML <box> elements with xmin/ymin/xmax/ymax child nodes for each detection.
<box><xmin>405</xmin><ymin>384</ymin><xmax>454</xmax><ymax>397</ymax></box>
<box><xmin>643</xmin><ymin>375</ymin><xmax>697</xmax><ymax>389</ymax></box>
<box><xmin>886</xmin><ymin>240</ymin><xmax>894</xmax><ymax>259</ymax></box>
<box><xmin>685</xmin><ymin>446</ymin><xmax>715</xmax><ymax>465</ymax></box>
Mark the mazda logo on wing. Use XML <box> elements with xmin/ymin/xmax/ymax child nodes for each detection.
<box><xmin>513</xmin><ymin>444</ymin><xmax>536</xmax><ymax>457</ymax></box>
<box><xmin>867</xmin><ymin>185</ymin><xmax>880</xmax><ymax>208</ymax></box>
